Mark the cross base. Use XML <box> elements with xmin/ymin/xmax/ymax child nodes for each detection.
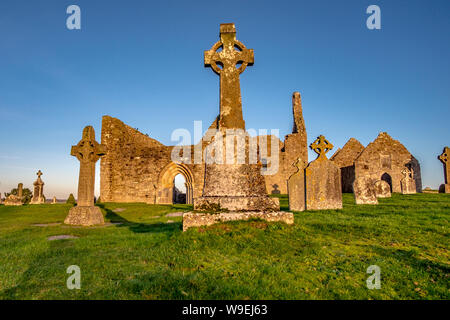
<box><xmin>182</xmin><ymin>211</ymin><xmax>294</xmax><ymax>231</ymax></box>
<box><xmin>194</xmin><ymin>196</ymin><xmax>280</xmax><ymax>212</ymax></box>
<box><xmin>64</xmin><ymin>206</ymin><xmax>104</xmax><ymax>226</ymax></box>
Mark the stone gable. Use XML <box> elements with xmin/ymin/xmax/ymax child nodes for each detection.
<box><xmin>354</xmin><ymin>132</ymin><xmax>422</xmax><ymax>193</ymax></box>
<box><xmin>330</xmin><ymin>138</ymin><xmax>365</xmax><ymax>193</ymax></box>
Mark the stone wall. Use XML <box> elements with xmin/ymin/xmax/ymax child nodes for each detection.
<box><xmin>330</xmin><ymin>138</ymin><xmax>365</xmax><ymax>193</ymax></box>
<box><xmin>100</xmin><ymin>92</ymin><xmax>308</xmax><ymax>203</ymax></box>
<box><xmin>354</xmin><ymin>132</ymin><xmax>422</xmax><ymax>193</ymax></box>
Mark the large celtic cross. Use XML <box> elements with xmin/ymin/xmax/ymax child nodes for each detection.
<box><xmin>70</xmin><ymin>126</ymin><xmax>106</xmax><ymax>207</ymax></box>
<box><xmin>310</xmin><ymin>135</ymin><xmax>334</xmax><ymax>160</ymax></box>
<box><xmin>204</xmin><ymin>23</ymin><xmax>254</xmax><ymax>130</ymax></box>
<box><xmin>438</xmin><ymin>146</ymin><xmax>449</xmax><ymax>184</ymax></box>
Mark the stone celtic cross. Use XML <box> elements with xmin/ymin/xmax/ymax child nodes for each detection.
<box><xmin>204</xmin><ymin>23</ymin><xmax>254</xmax><ymax>129</ymax></box>
<box><xmin>71</xmin><ymin>126</ymin><xmax>106</xmax><ymax>207</ymax></box>
<box><xmin>438</xmin><ymin>146</ymin><xmax>449</xmax><ymax>184</ymax></box>
<box><xmin>37</xmin><ymin>170</ymin><xmax>43</xmax><ymax>179</ymax></box>
<box><xmin>401</xmin><ymin>167</ymin><xmax>413</xmax><ymax>179</ymax></box>
<box><xmin>310</xmin><ymin>135</ymin><xmax>334</xmax><ymax>160</ymax></box>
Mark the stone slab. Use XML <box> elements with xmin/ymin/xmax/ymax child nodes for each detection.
<box><xmin>374</xmin><ymin>180</ymin><xmax>391</xmax><ymax>198</ymax></box>
<box><xmin>47</xmin><ymin>235</ymin><xmax>79</xmax><ymax>241</ymax></box>
<box><xmin>182</xmin><ymin>211</ymin><xmax>294</xmax><ymax>231</ymax></box>
<box><xmin>165</xmin><ymin>212</ymin><xmax>184</xmax><ymax>217</ymax></box>
<box><xmin>32</xmin><ymin>223</ymin><xmax>62</xmax><ymax>227</ymax></box>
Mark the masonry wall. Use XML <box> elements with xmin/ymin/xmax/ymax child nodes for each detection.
<box><xmin>100</xmin><ymin>92</ymin><xmax>308</xmax><ymax>203</ymax></box>
<box><xmin>354</xmin><ymin>132</ymin><xmax>422</xmax><ymax>193</ymax></box>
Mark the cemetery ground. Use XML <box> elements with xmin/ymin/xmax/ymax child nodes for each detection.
<box><xmin>0</xmin><ymin>194</ymin><xmax>448</xmax><ymax>300</ymax></box>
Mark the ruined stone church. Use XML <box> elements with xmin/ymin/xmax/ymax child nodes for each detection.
<box><xmin>331</xmin><ymin>133</ymin><xmax>422</xmax><ymax>193</ymax></box>
<box><xmin>99</xmin><ymin>90</ymin><xmax>308</xmax><ymax>204</ymax></box>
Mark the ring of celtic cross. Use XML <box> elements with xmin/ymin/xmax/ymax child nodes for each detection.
<box><xmin>206</xmin><ymin>40</ymin><xmax>252</xmax><ymax>75</ymax></box>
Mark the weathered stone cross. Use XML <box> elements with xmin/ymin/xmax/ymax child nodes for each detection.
<box><xmin>310</xmin><ymin>135</ymin><xmax>334</xmax><ymax>160</ymax></box>
<box><xmin>438</xmin><ymin>146</ymin><xmax>449</xmax><ymax>184</ymax></box>
<box><xmin>70</xmin><ymin>126</ymin><xmax>106</xmax><ymax>207</ymax></box>
<box><xmin>37</xmin><ymin>170</ymin><xmax>43</xmax><ymax>179</ymax></box>
<box><xmin>401</xmin><ymin>167</ymin><xmax>413</xmax><ymax>179</ymax></box>
<box><xmin>204</xmin><ymin>23</ymin><xmax>254</xmax><ymax>130</ymax></box>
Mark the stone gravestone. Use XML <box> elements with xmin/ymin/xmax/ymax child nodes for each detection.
<box><xmin>64</xmin><ymin>126</ymin><xmax>106</xmax><ymax>226</ymax></box>
<box><xmin>305</xmin><ymin>135</ymin><xmax>342</xmax><ymax>210</ymax></box>
<box><xmin>353</xmin><ymin>177</ymin><xmax>378</xmax><ymax>205</ymax></box>
<box><xmin>52</xmin><ymin>196</ymin><xmax>57</xmax><ymax>204</ymax></box>
<box><xmin>30</xmin><ymin>170</ymin><xmax>45</xmax><ymax>204</ymax></box>
<box><xmin>374</xmin><ymin>180</ymin><xmax>391</xmax><ymax>198</ymax></box>
<box><xmin>184</xmin><ymin>24</ymin><xmax>293</xmax><ymax>230</ymax></box>
<box><xmin>4</xmin><ymin>183</ymin><xmax>24</xmax><ymax>206</ymax></box>
<box><xmin>400</xmin><ymin>166</ymin><xmax>416</xmax><ymax>194</ymax></box>
<box><xmin>288</xmin><ymin>157</ymin><xmax>307</xmax><ymax>211</ymax></box>
<box><xmin>438</xmin><ymin>146</ymin><xmax>449</xmax><ymax>193</ymax></box>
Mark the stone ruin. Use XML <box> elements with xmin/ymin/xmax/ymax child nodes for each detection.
<box><xmin>330</xmin><ymin>138</ymin><xmax>365</xmax><ymax>193</ymax></box>
<box><xmin>100</xmin><ymin>24</ymin><xmax>308</xmax><ymax>208</ymax></box>
<box><xmin>438</xmin><ymin>146</ymin><xmax>449</xmax><ymax>193</ymax></box>
<box><xmin>30</xmin><ymin>170</ymin><xmax>45</xmax><ymax>204</ymax></box>
<box><xmin>59</xmin><ymin>23</ymin><xmax>429</xmax><ymax>229</ymax></box>
<box><xmin>4</xmin><ymin>183</ymin><xmax>24</xmax><ymax>206</ymax></box>
<box><xmin>331</xmin><ymin>132</ymin><xmax>422</xmax><ymax>194</ymax></box>
<box><xmin>64</xmin><ymin>126</ymin><xmax>106</xmax><ymax>226</ymax></box>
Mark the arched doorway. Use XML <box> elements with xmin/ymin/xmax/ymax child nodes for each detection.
<box><xmin>157</xmin><ymin>162</ymin><xmax>194</xmax><ymax>204</ymax></box>
<box><xmin>173</xmin><ymin>174</ymin><xmax>187</xmax><ymax>204</ymax></box>
<box><xmin>381</xmin><ymin>172</ymin><xmax>392</xmax><ymax>192</ymax></box>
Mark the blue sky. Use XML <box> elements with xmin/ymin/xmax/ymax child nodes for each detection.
<box><xmin>0</xmin><ymin>0</ymin><xmax>449</xmax><ymax>198</ymax></box>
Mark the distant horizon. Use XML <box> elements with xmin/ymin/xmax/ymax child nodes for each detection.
<box><xmin>1</xmin><ymin>0</ymin><xmax>449</xmax><ymax>198</ymax></box>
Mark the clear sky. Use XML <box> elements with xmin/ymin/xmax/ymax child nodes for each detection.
<box><xmin>0</xmin><ymin>0</ymin><xmax>449</xmax><ymax>198</ymax></box>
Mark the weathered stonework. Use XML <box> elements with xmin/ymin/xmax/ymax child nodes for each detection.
<box><xmin>353</xmin><ymin>177</ymin><xmax>378</xmax><ymax>205</ymax></box>
<box><xmin>183</xmin><ymin>211</ymin><xmax>294</xmax><ymax>231</ymax></box>
<box><xmin>354</xmin><ymin>132</ymin><xmax>422</xmax><ymax>193</ymax></box>
<box><xmin>305</xmin><ymin>136</ymin><xmax>342</xmax><ymax>210</ymax></box>
<box><xmin>194</xmin><ymin>23</ymin><xmax>278</xmax><ymax>213</ymax></box>
<box><xmin>288</xmin><ymin>157</ymin><xmax>307</xmax><ymax>211</ymax></box>
<box><xmin>438</xmin><ymin>146</ymin><xmax>450</xmax><ymax>193</ymax></box>
<box><xmin>4</xmin><ymin>183</ymin><xmax>24</xmax><ymax>206</ymax></box>
<box><xmin>400</xmin><ymin>167</ymin><xmax>417</xmax><ymax>195</ymax></box>
<box><xmin>30</xmin><ymin>170</ymin><xmax>45</xmax><ymax>204</ymax></box>
<box><xmin>100</xmin><ymin>25</ymin><xmax>308</xmax><ymax>206</ymax></box>
<box><xmin>374</xmin><ymin>180</ymin><xmax>391</xmax><ymax>198</ymax></box>
<box><xmin>65</xmin><ymin>126</ymin><xmax>106</xmax><ymax>226</ymax></box>
<box><xmin>330</xmin><ymin>138</ymin><xmax>365</xmax><ymax>193</ymax></box>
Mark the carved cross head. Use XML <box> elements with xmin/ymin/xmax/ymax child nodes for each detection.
<box><xmin>204</xmin><ymin>23</ymin><xmax>254</xmax><ymax>75</ymax></box>
<box><xmin>438</xmin><ymin>146</ymin><xmax>449</xmax><ymax>165</ymax></box>
<box><xmin>310</xmin><ymin>135</ymin><xmax>334</xmax><ymax>160</ymax></box>
<box><xmin>401</xmin><ymin>167</ymin><xmax>413</xmax><ymax>179</ymax></box>
<box><xmin>71</xmin><ymin>126</ymin><xmax>106</xmax><ymax>163</ymax></box>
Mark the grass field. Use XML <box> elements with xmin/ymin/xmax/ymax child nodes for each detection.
<box><xmin>0</xmin><ymin>193</ymin><xmax>448</xmax><ymax>300</ymax></box>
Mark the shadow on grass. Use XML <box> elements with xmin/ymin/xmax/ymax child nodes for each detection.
<box><xmin>96</xmin><ymin>204</ymin><xmax>182</xmax><ymax>235</ymax></box>
<box><xmin>368</xmin><ymin>245</ymin><xmax>450</xmax><ymax>277</ymax></box>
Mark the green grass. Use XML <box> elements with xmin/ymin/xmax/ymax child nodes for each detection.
<box><xmin>0</xmin><ymin>193</ymin><xmax>448</xmax><ymax>300</ymax></box>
